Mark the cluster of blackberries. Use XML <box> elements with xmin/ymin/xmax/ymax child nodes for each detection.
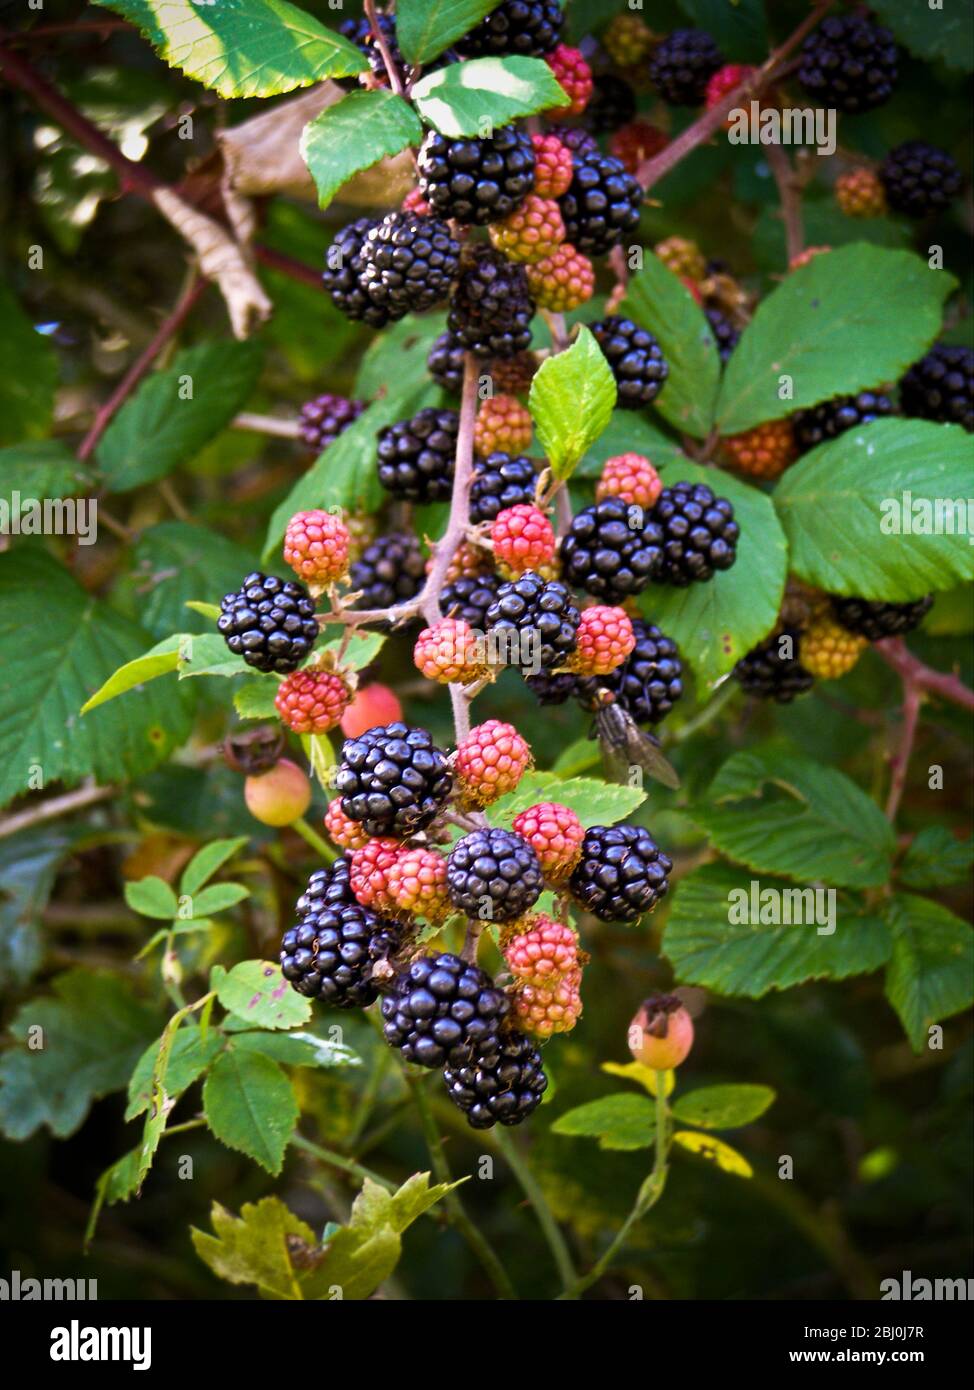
<box><xmin>323</xmin><ymin>212</ymin><xmax>461</xmax><ymax>326</ymax></box>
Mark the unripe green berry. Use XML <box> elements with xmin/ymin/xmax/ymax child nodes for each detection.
<box><xmin>244</xmin><ymin>758</ymin><xmax>312</xmax><ymax>827</ymax></box>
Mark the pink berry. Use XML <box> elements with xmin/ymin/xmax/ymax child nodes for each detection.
<box><xmin>244</xmin><ymin>759</ymin><xmax>311</xmax><ymax>827</ymax></box>
<box><xmin>455</xmin><ymin>720</ymin><xmax>532</xmax><ymax>807</ymax></box>
<box><xmin>283</xmin><ymin>509</ymin><xmax>350</xmax><ymax>587</ymax></box>
<box><xmin>511</xmin><ymin>802</ymin><xmax>585</xmax><ymax>885</ymax></box>
<box><xmin>569</xmin><ymin>606</ymin><xmax>636</xmax><ymax>677</ymax></box>
<box><xmin>491</xmin><ymin>504</ymin><xmax>556</xmax><ymax>577</ymax></box>
<box><xmin>413</xmin><ymin>617</ymin><xmax>487</xmax><ymax>685</ymax></box>
<box><xmin>323</xmin><ymin>799</ymin><xmax>370</xmax><ymax>851</ymax></box>
<box><xmin>596</xmin><ymin>453</ymin><xmax>663</xmax><ymax>509</ymax></box>
<box><xmin>275</xmin><ymin>669</ymin><xmax>351</xmax><ymax>735</ymax></box>
<box><xmin>504</xmin><ymin>915</ymin><xmax>580</xmax><ymax>987</ymax></box>
<box><xmin>628</xmin><ymin>994</ymin><xmax>694</xmax><ymax>1069</ymax></box>
<box><xmin>340</xmin><ymin>682</ymin><xmax>403</xmax><ymax>739</ymax></box>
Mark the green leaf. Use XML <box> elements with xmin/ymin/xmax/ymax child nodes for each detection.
<box><xmin>641</xmin><ymin>462</ymin><xmax>787</xmax><ymax>685</ymax></box>
<box><xmin>676</xmin><ymin>0</ymin><xmax>767</xmax><ymax>62</ymax></box>
<box><xmin>883</xmin><ymin>895</ymin><xmax>973</xmax><ymax>1052</ymax></box>
<box><xmin>129</xmin><ymin>522</ymin><xmax>259</xmax><ymax>639</ymax></box>
<box><xmin>233</xmin><ymin>678</ymin><xmax>280</xmax><ymax>721</ymax></box>
<box><xmin>397</xmin><ymin>0</ymin><xmax>501</xmax><ymax>63</ymax></box>
<box><xmin>302</xmin><ymin>731</ymin><xmax>336</xmax><ymax>792</ymax></box>
<box><xmin>176</xmin><ymin>631</ymin><xmax>252</xmax><ymax>679</ymax></box>
<box><xmin>79</xmin><ymin>636</ymin><xmax>182</xmax><ymax>714</ymax></box>
<box><xmin>551</xmin><ymin>1093</ymin><xmax>656</xmax><ymax>1150</ymax></box>
<box><xmin>899</xmin><ymin>827</ymin><xmax>974</xmax><ymax>891</ymax></box>
<box><xmin>870</xmin><ymin>0</ymin><xmax>973</xmax><ymax>73</ymax></box>
<box><xmin>487</xmin><ymin>771</ymin><xmax>646</xmax><ymax>827</ymax></box>
<box><xmin>125</xmin><ymin>1023</ymin><xmax>224</xmax><ymax>1121</ymax></box>
<box><xmin>716</xmin><ymin>246</ymin><xmax>956</xmax><ymax>434</ymax></box>
<box><xmin>96</xmin><ymin>341</ymin><xmax>263</xmax><ymax>493</ymax></box>
<box><xmin>86</xmin><ymin>1147</ymin><xmax>143</xmax><ymax>1245</ymax></box>
<box><xmin>344</xmin><ymin>1171</ymin><xmax>461</xmax><ymax>1239</ymax></box>
<box><xmin>203</xmin><ymin>1049</ymin><xmax>298</xmax><ymax>1175</ymax></box>
<box><xmin>181</xmin><ymin>836</ymin><xmax>248</xmax><ymax>897</ymax></box>
<box><xmin>355</xmin><ymin>313</ymin><xmax>449</xmax><ymax>401</ymax></box>
<box><xmin>216</xmin><ymin>959</ymin><xmax>313</xmax><ymax>1031</ymax></box>
<box><xmin>574</xmin><ymin>412</ymin><xmax>689</xmax><ymax>479</ymax></box>
<box><xmin>528</xmin><ymin>326</ymin><xmax>617</xmax><ymax>480</ymax></box>
<box><xmin>321</xmin><ymin>629</ymin><xmax>387</xmax><ymax>671</ymax></box>
<box><xmin>411</xmin><ymin>55</ymin><xmax>569</xmax><ymax>137</ymax></box>
<box><xmin>186</xmin><ymin>881</ymin><xmax>250</xmax><ymax>917</ymax></box>
<box><xmin>671</xmin><ymin>1084</ymin><xmax>775</xmax><ymax>1130</ymax></box>
<box><xmin>621</xmin><ymin>253</ymin><xmax>721</xmax><ymax>439</ymax></box>
<box><xmin>192</xmin><ymin>1196</ymin><xmax>315</xmax><ymax>1299</ymax></box>
<box><xmin>662</xmin><ymin>862</ymin><xmax>892</xmax><ymax>997</ymax></box>
<box><xmin>0</xmin><ymin>970</ymin><xmax>159</xmax><ymax>1139</ymax></box>
<box><xmin>124</xmin><ymin>875</ymin><xmax>179</xmax><ymax>920</ymax></box>
<box><xmin>0</xmin><ymin>284</ymin><xmax>58</xmax><ymax>445</ymax></box>
<box><xmin>93</xmin><ymin>0</ymin><xmax>367</xmax><ymax>98</ymax></box>
<box><xmin>229</xmin><ymin>1029</ymin><xmax>359</xmax><ymax>1070</ymax></box>
<box><xmin>693</xmin><ymin>742</ymin><xmax>896</xmax><ymax>888</ymax></box>
<box><xmin>302</xmin><ymin>90</ymin><xmax>422</xmax><ymax>210</ymax></box>
<box><xmin>0</xmin><ymin>440</ymin><xmax>88</xmax><ymax>504</ymax></box>
<box><xmin>772</xmin><ymin>419</ymin><xmax>974</xmax><ymax>601</ymax></box>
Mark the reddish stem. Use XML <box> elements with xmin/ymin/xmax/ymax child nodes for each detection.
<box><xmin>766</xmin><ymin>143</ymin><xmax>804</xmax><ymax>265</ymax></box>
<box><xmin>885</xmin><ymin>682</ymin><xmax>922</xmax><ymax>822</ymax></box>
<box><xmin>874</xmin><ymin>638</ymin><xmax>974</xmax><ymax>712</ymax></box>
<box><xmin>253</xmin><ymin>243</ymin><xmax>323</xmax><ymax>290</ymax></box>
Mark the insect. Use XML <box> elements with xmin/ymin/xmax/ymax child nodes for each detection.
<box><xmin>591</xmin><ymin>690</ymin><xmax>681</xmax><ymax>792</ymax></box>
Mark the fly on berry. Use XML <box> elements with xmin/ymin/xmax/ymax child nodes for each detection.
<box><xmin>592</xmin><ymin>690</ymin><xmax>680</xmax><ymax>791</ymax></box>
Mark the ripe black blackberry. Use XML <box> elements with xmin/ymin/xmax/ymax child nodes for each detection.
<box><xmin>570</xmin><ymin>823</ymin><xmax>672</xmax><ymax>922</ymax></box>
<box><xmin>376</xmin><ymin>407</ymin><xmax>459</xmax><ymax>502</ymax></box>
<box><xmin>648</xmin><ymin>28</ymin><xmax>723</xmax><ymax>106</ymax></box>
<box><xmin>525</xmin><ymin>671</ymin><xmax>577</xmax><ymax>705</ymax></box>
<box><xmin>797</xmin><ymin>15</ymin><xmax>898</xmax><ymax>114</ymax></box>
<box><xmin>880</xmin><ymin>141</ymin><xmax>962</xmax><ymax>218</ymax></box>
<box><xmin>336</xmin><ymin>723</ymin><xmax>452</xmax><ymax>837</ymax></box>
<box><xmin>830</xmin><ymin>594</ymin><xmax>934</xmax><ymax>641</ymax></box>
<box><xmin>441</xmin><ymin>572</ymin><xmax>502</xmax><ymax>631</ymax></box>
<box><xmin>217</xmin><ymin>572</ymin><xmax>319</xmax><ymax>674</ymax></box>
<box><xmin>444</xmin><ymin>1029</ymin><xmax>548</xmax><ymax>1129</ymax></box>
<box><xmin>576</xmin><ymin>619</ymin><xmax>683</xmax><ymax>725</ymax></box>
<box><xmin>733</xmin><ymin>627</ymin><xmax>814</xmax><ymax>703</ymax></box>
<box><xmin>455</xmin><ymin>0</ymin><xmax>562</xmax><ymax>57</ymax></box>
<box><xmin>359</xmin><ymin>211</ymin><xmax>461</xmax><ymax>315</ymax></box>
<box><xmin>295</xmin><ymin>859</ymin><xmax>355</xmax><ymax>915</ymax></box>
<box><xmin>547</xmin><ymin>124</ymin><xmax>599</xmax><ymax>157</ymax></box>
<box><xmin>427</xmin><ymin>330</ymin><xmax>466</xmax><ymax>393</ymax></box>
<box><xmin>448</xmin><ymin>247</ymin><xmax>535</xmax><ymax>359</ymax></box>
<box><xmin>322</xmin><ymin>218</ymin><xmax>390</xmax><ymax>328</ymax></box>
<box><xmin>446</xmin><ymin>828</ymin><xmax>543</xmax><ymax>923</ymax></box>
<box><xmin>652</xmin><ymin>481</ymin><xmax>739</xmax><ymax>586</ymax></box>
<box><xmin>560</xmin><ymin>496</ymin><xmax>664</xmax><ymax>604</ymax></box>
<box><xmin>558</xmin><ymin>151</ymin><xmax>643</xmax><ymax>255</ymax></box>
<box><xmin>792</xmin><ymin>390</ymin><xmax>894</xmax><ymax>451</ymax></box>
<box><xmin>589</xmin><ymin>316</ymin><xmax>668</xmax><ymax>408</ymax></box>
<box><xmin>484</xmin><ymin>571</ymin><xmax>580</xmax><ymax>672</ymax></box>
<box><xmin>469</xmin><ymin>451</ymin><xmax>539</xmax><ymax>524</ymax></box>
<box><xmin>584</xmin><ymin>74</ymin><xmax>637</xmax><ymax>133</ymax></box>
<box><xmin>417</xmin><ymin>127</ymin><xmax>535</xmax><ymax>226</ymax></box>
<box><xmin>380</xmin><ymin>952</ymin><xmax>509</xmax><ymax>1067</ymax></box>
<box><xmin>705</xmin><ymin>306</ymin><xmax>740</xmax><ymax>364</ymax></box>
<box><xmin>280</xmin><ymin>902</ymin><xmax>399</xmax><ymax>1007</ymax></box>
<box><xmin>900</xmin><ymin>343</ymin><xmax>974</xmax><ymax>432</ymax></box>
<box><xmin>298</xmin><ymin>393</ymin><xmax>363</xmax><ymax>453</ymax></box>
<box><xmin>349</xmin><ymin>532</ymin><xmax>426</xmax><ymax>611</ymax></box>
<box><xmin>340</xmin><ymin>13</ymin><xmax>405</xmax><ymax>83</ymax></box>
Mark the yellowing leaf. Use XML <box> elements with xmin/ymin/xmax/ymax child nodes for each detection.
<box><xmin>672</xmin><ymin>1129</ymin><xmax>753</xmax><ymax>1177</ymax></box>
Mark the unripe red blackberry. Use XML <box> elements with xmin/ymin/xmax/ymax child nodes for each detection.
<box><xmin>704</xmin><ymin>63</ymin><xmax>755</xmax><ymax>124</ymax></box>
<box><xmin>283</xmin><ymin>509</ymin><xmax>350</xmax><ymax>587</ymax></box>
<box><xmin>489</xmin><ymin>194</ymin><xmax>566</xmax><ymax>264</ymax></box>
<box><xmin>720</xmin><ymin>419</ymin><xmax>798</xmax><ymax>480</ymax></box>
<box><xmin>384</xmin><ymin>847</ymin><xmax>452</xmax><ymax>924</ymax></box>
<box><xmin>491</xmin><ymin>503</ymin><xmax>556</xmax><ymax>577</ymax></box>
<box><xmin>525</xmin><ymin>242</ymin><xmax>595</xmax><ymax>312</ymax></box>
<box><xmin>244</xmin><ymin>759</ymin><xmax>312</xmax><ymax>827</ymax></box>
<box><xmin>413</xmin><ymin>618</ymin><xmax>488</xmax><ymax>685</ymax></box>
<box><xmin>546</xmin><ymin>43</ymin><xmax>593</xmax><ymax>116</ymax></box>
<box><xmin>531</xmin><ymin>132</ymin><xmax>574</xmax><ymax>198</ymax></box>
<box><xmin>350</xmin><ymin>838</ymin><xmax>403</xmax><ymax>913</ymax></box>
<box><xmin>568</xmin><ymin>605</ymin><xmax>636</xmax><ymax>677</ymax></box>
<box><xmin>455</xmin><ymin>720</ymin><xmax>532</xmax><ymax>807</ymax></box>
<box><xmin>474</xmin><ymin>394</ymin><xmax>534</xmax><ymax>456</ymax></box>
<box><xmin>835</xmin><ymin>167</ymin><xmax>887</xmax><ymax>219</ymax></box>
<box><xmin>512</xmin><ymin>968</ymin><xmax>583</xmax><ymax>1038</ymax></box>
<box><xmin>597</xmin><ymin>453</ymin><xmax>662</xmax><ymax>509</ymax></box>
<box><xmin>609</xmin><ymin>120</ymin><xmax>667</xmax><ymax>175</ymax></box>
<box><xmin>649</xmin><ymin>28</ymin><xmax>724</xmax><ymax>105</ymax></box>
<box><xmin>275</xmin><ymin>669</ymin><xmax>351</xmax><ymax>735</ymax></box>
<box><xmin>629</xmin><ymin>994</ymin><xmax>694</xmax><ymax>1069</ymax></box>
<box><xmin>324</xmin><ymin>798</ymin><xmax>370</xmax><ymax>851</ymax></box>
<box><xmin>402</xmin><ymin>186</ymin><xmax>432</xmax><ymax>216</ymax></box>
<box><xmin>298</xmin><ymin>393</ymin><xmax>364</xmax><ymax>454</ymax></box>
<box><xmin>504</xmin><ymin>914</ymin><xmax>580</xmax><ymax>986</ymax></box>
<box><xmin>511</xmin><ymin>802</ymin><xmax>584</xmax><ymax>884</ymax></box>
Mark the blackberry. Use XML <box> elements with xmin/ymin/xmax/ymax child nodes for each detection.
<box><xmin>900</xmin><ymin>343</ymin><xmax>974</xmax><ymax>432</ymax></box>
<box><xmin>376</xmin><ymin>407</ymin><xmax>459</xmax><ymax>502</ymax></box>
<box><xmin>217</xmin><ymin>572</ymin><xmax>318</xmax><ymax>674</ymax></box>
<box><xmin>441</xmin><ymin>572</ymin><xmax>502</xmax><ymax>631</ymax></box>
<box><xmin>570</xmin><ymin>823</ymin><xmax>672</xmax><ymax>922</ymax></box>
<box><xmin>792</xmin><ymin>390</ymin><xmax>894</xmax><ymax>451</ymax></box>
<box><xmin>427</xmin><ymin>330</ymin><xmax>466</xmax><ymax>393</ymax></box>
<box><xmin>455</xmin><ymin>0</ymin><xmax>562</xmax><ymax>57</ymax></box>
<box><xmin>584</xmin><ymin>74</ymin><xmax>637</xmax><ymax>133</ymax></box>
<box><xmin>359</xmin><ymin>211</ymin><xmax>461</xmax><ymax>315</ymax></box>
<box><xmin>322</xmin><ymin>217</ymin><xmax>390</xmax><ymax>328</ymax></box>
<box><xmin>349</xmin><ymin>532</ymin><xmax>426</xmax><ymax>611</ymax></box>
<box><xmin>380</xmin><ymin>952</ymin><xmax>508</xmax><ymax>1067</ymax></box>
<box><xmin>797</xmin><ymin>15</ymin><xmax>898</xmax><ymax>115</ymax></box>
<box><xmin>448</xmin><ymin>247</ymin><xmax>535</xmax><ymax>359</ymax></box>
<box><xmin>560</xmin><ymin>496</ymin><xmax>664</xmax><ymax>604</ymax></box>
<box><xmin>340</xmin><ymin>13</ymin><xmax>405</xmax><ymax>82</ymax></box>
<box><xmin>336</xmin><ymin>723</ymin><xmax>452</xmax><ymax>837</ymax></box>
<box><xmin>295</xmin><ymin>859</ymin><xmax>355</xmax><ymax>914</ymax></box>
<box><xmin>830</xmin><ymin>595</ymin><xmax>935</xmax><ymax>642</ymax></box>
<box><xmin>558</xmin><ymin>151</ymin><xmax>643</xmax><ymax>255</ymax></box>
<box><xmin>469</xmin><ymin>451</ymin><xmax>539</xmax><ymax>524</ymax></box>
<box><xmin>880</xmin><ymin>141</ymin><xmax>962</xmax><ymax>218</ymax></box>
<box><xmin>733</xmin><ymin>627</ymin><xmax>814</xmax><ymax>703</ymax></box>
<box><xmin>280</xmin><ymin>902</ymin><xmax>399</xmax><ymax>1007</ymax></box>
<box><xmin>547</xmin><ymin>124</ymin><xmax>599</xmax><ymax>158</ymax></box>
<box><xmin>484</xmin><ymin>571</ymin><xmax>580</xmax><ymax>672</ymax></box>
<box><xmin>525</xmin><ymin>671</ymin><xmax>578</xmax><ymax>705</ymax></box>
<box><xmin>705</xmin><ymin>306</ymin><xmax>740</xmax><ymax>364</ymax></box>
<box><xmin>648</xmin><ymin>28</ymin><xmax>724</xmax><ymax>106</ymax></box>
<box><xmin>443</xmin><ymin>1029</ymin><xmax>548</xmax><ymax>1128</ymax></box>
<box><xmin>298</xmin><ymin>393</ymin><xmax>364</xmax><ymax>453</ymax></box>
<box><xmin>417</xmin><ymin>127</ymin><xmax>535</xmax><ymax>226</ymax></box>
<box><xmin>589</xmin><ymin>316</ymin><xmax>668</xmax><ymax>408</ymax></box>
<box><xmin>652</xmin><ymin>482</ymin><xmax>739</xmax><ymax>586</ymax></box>
<box><xmin>446</xmin><ymin>828</ymin><xmax>543</xmax><ymax>922</ymax></box>
<box><xmin>576</xmin><ymin>619</ymin><xmax>683</xmax><ymax>724</ymax></box>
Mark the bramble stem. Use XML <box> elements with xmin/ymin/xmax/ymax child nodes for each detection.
<box><xmin>766</xmin><ymin>143</ymin><xmax>804</xmax><ymax>265</ymax></box>
<box><xmin>291</xmin><ymin>1133</ymin><xmax>397</xmax><ymax>1192</ymax></box>
<box><xmin>292</xmin><ymin>817</ymin><xmax>336</xmax><ymax>862</ymax></box>
<box><xmin>491</xmin><ymin>1128</ymin><xmax>578</xmax><ymax>1289</ymax></box>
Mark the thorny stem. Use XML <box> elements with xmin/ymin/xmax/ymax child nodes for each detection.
<box><xmin>765</xmin><ymin>143</ymin><xmax>805</xmax><ymax>265</ymax></box>
<box><xmin>885</xmin><ymin>682</ymin><xmax>923</xmax><ymax>822</ymax></box>
<box><xmin>873</xmin><ymin>637</ymin><xmax>974</xmax><ymax>713</ymax></box>
<box><xmin>291</xmin><ymin>1133</ymin><xmax>397</xmax><ymax>1193</ymax></box>
<box><xmin>364</xmin><ymin>0</ymin><xmax>405</xmax><ymax>96</ymax></box>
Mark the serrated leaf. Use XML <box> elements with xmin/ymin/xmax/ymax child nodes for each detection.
<box><xmin>181</xmin><ymin>836</ymin><xmax>248</xmax><ymax>897</ymax></box>
<box><xmin>124</xmin><ymin>875</ymin><xmax>179</xmax><ymax>920</ymax></box>
<box><xmin>354</xmin><ymin>313</ymin><xmax>449</xmax><ymax>401</ymax></box>
<box><xmin>0</xmin><ymin>285</ymin><xmax>58</xmax><ymax>445</ymax></box>
<box><xmin>870</xmin><ymin>0</ymin><xmax>974</xmax><ymax>73</ymax></box>
<box><xmin>203</xmin><ymin>1049</ymin><xmax>297</xmax><ymax>1174</ymax></box>
<box><xmin>86</xmin><ymin>1146</ymin><xmax>143</xmax><ymax>1245</ymax></box>
<box><xmin>192</xmin><ymin>1196</ymin><xmax>314</xmax><ymax>1299</ymax></box>
<box><xmin>233</xmin><ymin>678</ymin><xmax>280</xmax><ymax>721</ymax></box>
<box><xmin>672</xmin><ymin>1084</ymin><xmax>775</xmax><ymax>1130</ymax></box>
<box><xmin>130</xmin><ymin>522</ymin><xmax>259</xmax><ymax>640</ymax></box>
<box><xmin>302</xmin><ymin>90</ymin><xmax>422</xmax><ymax>210</ymax></box>
<box><xmin>411</xmin><ymin>54</ymin><xmax>569</xmax><ymax>136</ymax></box>
<box><xmin>80</xmin><ymin>636</ymin><xmax>182</xmax><ymax>714</ymax></box>
<box><xmin>772</xmin><ymin>419</ymin><xmax>974</xmax><ymax>601</ymax></box>
<box><xmin>898</xmin><ymin>827</ymin><xmax>974</xmax><ymax>891</ymax></box>
<box><xmin>96</xmin><ymin>341</ymin><xmax>263</xmax><ymax>493</ymax></box>
<box><xmin>716</xmin><ymin>246</ymin><xmax>956</xmax><ymax>434</ymax></box>
<box><xmin>551</xmin><ymin>1093</ymin><xmax>656</xmax><ymax>1150</ymax></box>
<box><xmin>487</xmin><ymin>770</ymin><xmax>645</xmax><ymax>826</ymax></box>
<box><xmin>0</xmin><ymin>440</ymin><xmax>88</xmax><ymax>503</ymax></box>
<box><xmin>672</xmin><ymin>1130</ymin><xmax>753</xmax><ymax>1177</ymax></box>
<box><xmin>397</xmin><ymin>0</ymin><xmax>501</xmax><ymax>63</ymax></box>
<box><xmin>125</xmin><ymin>1023</ymin><xmax>224</xmax><ymax>1121</ymax></box>
<box><xmin>230</xmin><ymin>1029</ymin><xmax>359</xmax><ymax>1070</ymax></box>
<box><xmin>883</xmin><ymin>894</ymin><xmax>973</xmax><ymax>1052</ymax></box>
<box><xmin>528</xmin><ymin>325</ymin><xmax>617</xmax><ymax>480</ymax></box>
<box><xmin>93</xmin><ymin>0</ymin><xmax>367</xmax><ymax>98</ymax></box>
<box><xmin>621</xmin><ymin>254</ymin><xmax>721</xmax><ymax>439</ymax></box>
<box><xmin>216</xmin><ymin>959</ymin><xmax>312</xmax><ymax>1031</ymax></box>
<box><xmin>321</xmin><ymin>629</ymin><xmax>387</xmax><ymax>671</ymax></box>
<box><xmin>347</xmin><ymin>1171</ymin><xmax>461</xmax><ymax>1237</ymax></box>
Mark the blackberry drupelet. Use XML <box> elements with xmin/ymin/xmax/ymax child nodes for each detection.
<box><xmin>448</xmin><ymin>247</ymin><xmax>535</xmax><ymax>359</ymax></box>
<box><xmin>217</xmin><ymin>572</ymin><xmax>318</xmax><ymax>674</ymax></box>
<box><xmin>359</xmin><ymin>211</ymin><xmax>461</xmax><ymax>315</ymax></box>
<box><xmin>322</xmin><ymin>217</ymin><xmax>390</xmax><ymax>327</ymax></box>
<box><xmin>570</xmin><ymin>823</ymin><xmax>673</xmax><ymax>922</ymax></box>
<box><xmin>349</xmin><ymin>532</ymin><xmax>426</xmax><ymax>611</ymax></box>
<box><xmin>705</xmin><ymin>306</ymin><xmax>740</xmax><ymax>363</ymax></box>
<box><xmin>525</xmin><ymin>671</ymin><xmax>578</xmax><ymax>704</ymax></box>
<box><xmin>443</xmin><ymin>1029</ymin><xmax>548</xmax><ymax>1128</ymax></box>
<box><xmin>441</xmin><ymin>572</ymin><xmax>502</xmax><ymax>631</ymax></box>
<box><xmin>455</xmin><ymin>0</ymin><xmax>562</xmax><ymax>57</ymax></box>
<box><xmin>417</xmin><ymin>127</ymin><xmax>535</xmax><ymax>226</ymax></box>
<box><xmin>380</xmin><ymin>952</ymin><xmax>508</xmax><ymax>1067</ymax></box>
<box><xmin>830</xmin><ymin>595</ymin><xmax>935</xmax><ymax>641</ymax></box>
<box><xmin>560</xmin><ymin>496</ymin><xmax>664</xmax><ymax>604</ymax></box>
<box><xmin>880</xmin><ymin>141</ymin><xmax>962</xmax><ymax>218</ymax></box>
<box><xmin>584</xmin><ymin>74</ymin><xmax>637</xmax><ymax>133</ymax></box>
<box><xmin>376</xmin><ymin>407</ymin><xmax>459</xmax><ymax>502</ymax></box>
<box><xmin>558</xmin><ymin>151</ymin><xmax>643</xmax><ymax>254</ymax></box>
<box><xmin>280</xmin><ymin>902</ymin><xmax>399</xmax><ymax>1007</ymax></box>
<box><xmin>547</xmin><ymin>124</ymin><xmax>599</xmax><ymax>157</ymax></box>
<box><xmin>648</xmin><ymin>28</ymin><xmax>724</xmax><ymax>106</ymax></box>
<box><xmin>792</xmin><ymin>390</ymin><xmax>894</xmax><ymax>451</ymax></box>
<box><xmin>733</xmin><ymin>628</ymin><xmax>814</xmax><ymax>703</ymax></box>
<box><xmin>295</xmin><ymin>858</ymin><xmax>355</xmax><ymax>915</ymax></box>
<box><xmin>797</xmin><ymin>15</ymin><xmax>898</xmax><ymax>114</ymax></box>
<box><xmin>427</xmin><ymin>330</ymin><xmax>466</xmax><ymax>393</ymax></box>
<box><xmin>469</xmin><ymin>451</ymin><xmax>539</xmax><ymax>524</ymax></box>
<box><xmin>576</xmin><ymin>619</ymin><xmax>683</xmax><ymax>724</ymax></box>
<box><xmin>298</xmin><ymin>393</ymin><xmax>364</xmax><ymax>453</ymax></box>
<box><xmin>900</xmin><ymin>343</ymin><xmax>974</xmax><ymax>432</ymax></box>
<box><xmin>589</xmin><ymin>316</ymin><xmax>668</xmax><ymax>408</ymax></box>
<box><xmin>484</xmin><ymin>572</ymin><xmax>580</xmax><ymax>672</ymax></box>
<box><xmin>446</xmin><ymin>827</ymin><xmax>543</xmax><ymax>922</ymax></box>
<box><xmin>652</xmin><ymin>482</ymin><xmax>739</xmax><ymax>586</ymax></box>
<box><xmin>337</xmin><ymin>723</ymin><xmax>452</xmax><ymax>837</ymax></box>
